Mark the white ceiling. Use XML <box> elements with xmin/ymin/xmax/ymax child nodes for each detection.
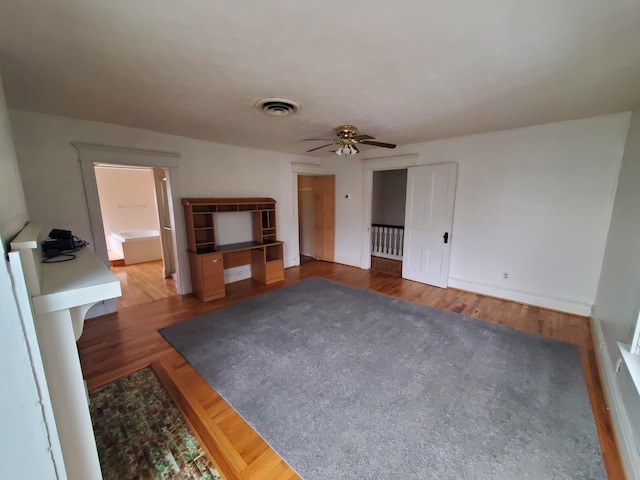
<box><xmin>1</xmin><ymin>0</ymin><xmax>639</xmax><ymax>156</ymax></box>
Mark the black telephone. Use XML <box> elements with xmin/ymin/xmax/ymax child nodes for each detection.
<box><xmin>42</xmin><ymin>229</ymin><xmax>88</xmax><ymax>262</ymax></box>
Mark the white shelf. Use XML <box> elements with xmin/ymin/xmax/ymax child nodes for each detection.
<box><xmin>33</xmin><ymin>247</ymin><xmax>121</xmax><ymax>316</ymax></box>
<box><xmin>10</xmin><ymin>222</ymin><xmax>40</xmax><ymax>249</ymax></box>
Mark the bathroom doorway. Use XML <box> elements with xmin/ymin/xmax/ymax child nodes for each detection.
<box><xmin>94</xmin><ymin>164</ymin><xmax>178</xmax><ymax>309</ymax></box>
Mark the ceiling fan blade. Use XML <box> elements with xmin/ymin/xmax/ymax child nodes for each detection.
<box><xmin>306</xmin><ymin>143</ymin><xmax>335</xmax><ymax>152</ymax></box>
<box><xmin>303</xmin><ymin>138</ymin><xmax>335</xmax><ymax>141</ymax></box>
<box><xmin>353</xmin><ymin>134</ymin><xmax>375</xmax><ymax>140</ymax></box>
<box><xmin>359</xmin><ymin>140</ymin><xmax>397</xmax><ymax>149</ymax></box>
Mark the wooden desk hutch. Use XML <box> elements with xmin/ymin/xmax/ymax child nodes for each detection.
<box><xmin>182</xmin><ymin>197</ymin><xmax>285</xmax><ymax>301</ymax></box>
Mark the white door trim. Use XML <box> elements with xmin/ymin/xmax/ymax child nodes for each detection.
<box><xmin>74</xmin><ymin>143</ymin><xmax>185</xmax><ymax>314</ymax></box>
<box><xmin>360</xmin><ymin>154</ymin><xmax>419</xmax><ymax>269</ymax></box>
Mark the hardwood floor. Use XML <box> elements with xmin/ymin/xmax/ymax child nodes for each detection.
<box><xmin>299</xmin><ymin>254</ymin><xmax>315</xmax><ymax>265</ymax></box>
<box><xmin>79</xmin><ymin>262</ymin><xmax>625</xmax><ymax>480</ymax></box>
<box><xmin>110</xmin><ymin>260</ymin><xmax>178</xmax><ymax>309</ymax></box>
<box><xmin>370</xmin><ymin>255</ymin><xmax>402</xmax><ymax>276</ymax></box>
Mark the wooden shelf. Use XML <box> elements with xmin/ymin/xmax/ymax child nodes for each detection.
<box><xmin>183</xmin><ymin>198</ymin><xmax>284</xmax><ymax>301</ymax></box>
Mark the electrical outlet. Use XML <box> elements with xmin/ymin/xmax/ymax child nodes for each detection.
<box><xmin>615</xmin><ymin>357</ymin><xmax>623</xmax><ymax>372</ymax></box>
<box><xmin>503</xmin><ymin>272</ymin><xmax>508</xmax><ymax>279</ymax></box>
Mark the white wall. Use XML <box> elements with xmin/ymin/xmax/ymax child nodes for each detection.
<box><xmin>592</xmin><ymin>107</ymin><xmax>640</xmax><ymax>478</ymax></box>
<box><xmin>323</xmin><ymin>113</ymin><xmax>630</xmax><ymax>314</ymax></box>
<box><xmin>0</xmin><ymin>76</ymin><xmax>58</xmax><ymax>479</ymax></box>
<box><xmin>321</xmin><ymin>156</ymin><xmax>365</xmax><ymax>267</ymax></box>
<box><xmin>95</xmin><ymin>166</ymin><xmax>159</xmax><ymax>237</ymax></box>
<box><xmin>0</xmin><ymin>76</ymin><xmax>28</xmax><ymax>244</ymax></box>
<box><xmin>371</xmin><ymin>169</ymin><xmax>407</xmax><ymax>226</ymax></box>
<box><xmin>12</xmin><ymin>110</ymin><xmax>629</xmax><ymax>313</ymax></box>
<box><xmin>10</xmin><ymin>110</ymin><xmax>311</xmax><ymax>292</ymax></box>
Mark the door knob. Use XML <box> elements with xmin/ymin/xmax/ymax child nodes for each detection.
<box><xmin>443</xmin><ymin>232</ymin><xmax>449</xmax><ymax>244</ymax></box>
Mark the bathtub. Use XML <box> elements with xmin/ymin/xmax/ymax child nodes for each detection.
<box><xmin>108</xmin><ymin>230</ymin><xmax>162</xmax><ymax>265</ymax></box>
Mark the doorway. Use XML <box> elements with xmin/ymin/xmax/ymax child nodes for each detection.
<box><xmin>94</xmin><ymin>164</ymin><xmax>178</xmax><ymax>309</ymax></box>
<box><xmin>361</xmin><ymin>155</ymin><xmax>457</xmax><ymax>288</ymax></box>
<box><xmin>370</xmin><ymin>169</ymin><xmax>407</xmax><ymax>276</ymax></box>
<box><xmin>297</xmin><ymin>175</ymin><xmax>335</xmax><ymax>263</ymax></box>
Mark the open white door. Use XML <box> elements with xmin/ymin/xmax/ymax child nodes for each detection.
<box><xmin>402</xmin><ymin>163</ymin><xmax>457</xmax><ymax>288</ymax></box>
<box><xmin>153</xmin><ymin>167</ymin><xmax>176</xmax><ymax>279</ymax></box>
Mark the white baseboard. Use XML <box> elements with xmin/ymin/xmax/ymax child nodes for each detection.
<box><xmin>592</xmin><ymin>318</ymin><xmax>640</xmax><ymax>480</ymax></box>
<box><xmin>447</xmin><ymin>278</ymin><xmax>592</xmax><ymax>315</ymax></box>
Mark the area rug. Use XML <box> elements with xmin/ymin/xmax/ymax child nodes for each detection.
<box><xmin>89</xmin><ymin>367</ymin><xmax>222</xmax><ymax>480</ymax></box>
<box><xmin>160</xmin><ymin>277</ymin><xmax>606</xmax><ymax>480</ymax></box>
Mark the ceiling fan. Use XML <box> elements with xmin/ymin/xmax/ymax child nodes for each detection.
<box><xmin>304</xmin><ymin>125</ymin><xmax>396</xmax><ymax>156</ymax></box>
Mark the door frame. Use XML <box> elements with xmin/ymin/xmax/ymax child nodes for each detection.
<box><xmin>360</xmin><ymin>154</ymin><xmax>419</xmax><ymax>269</ymax></box>
<box><xmin>153</xmin><ymin>167</ymin><xmax>176</xmax><ymax>279</ymax></box>
<box><xmin>75</xmin><ymin>143</ymin><xmax>184</xmax><ymax>315</ymax></box>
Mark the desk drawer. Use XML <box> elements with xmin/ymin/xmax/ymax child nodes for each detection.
<box><xmin>264</xmin><ymin>259</ymin><xmax>284</xmax><ymax>284</ymax></box>
<box><xmin>189</xmin><ymin>252</ymin><xmax>225</xmax><ymax>301</ymax></box>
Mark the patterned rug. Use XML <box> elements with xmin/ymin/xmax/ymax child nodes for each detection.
<box><xmin>89</xmin><ymin>367</ymin><xmax>222</xmax><ymax>480</ymax></box>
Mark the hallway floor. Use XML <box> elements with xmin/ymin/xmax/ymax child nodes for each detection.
<box><xmin>370</xmin><ymin>256</ymin><xmax>402</xmax><ymax>276</ymax></box>
<box><xmin>111</xmin><ymin>260</ymin><xmax>178</xmax><ymax>309</ymax></box>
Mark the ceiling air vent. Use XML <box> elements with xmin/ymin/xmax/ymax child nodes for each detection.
<box><xmin>255</xmin><ymin>97</ymin><xmax>301</xmax><ymax>116</ymax></box>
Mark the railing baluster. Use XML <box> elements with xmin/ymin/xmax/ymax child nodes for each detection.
<box><xmin>392</xmin><ymin>227</ymin><xmax>398</xmax><ymax>255</ymax></box>
<box><xmin>370</xmin><ymin>224</ymin><xmax>404</xmax><ymax>260</ymax></box>
<box><xmin>373</xmin><ymin>226</ymin><xmax>377</xmax><ymax>254</ymax></box>
<box><xmin>384</xmin><ymin>227</ymin><xmax>389</xmax><ymax>254</ymax></box>
<box><xmin>371</xmin><ymin>226</ymin><xmax>375</xmax><ymax>253</ymax></box>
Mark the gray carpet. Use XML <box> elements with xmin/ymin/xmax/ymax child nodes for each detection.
<box><xmin>160</xmin><ymin>277</ymin><xmax>606</xmax><ymax>480</ymax></box>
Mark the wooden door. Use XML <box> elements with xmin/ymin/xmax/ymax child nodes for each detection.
<box><xmin>298</xmin><ymin>175</ymin><xmax>335</xmax><ymax>262</ymax></box>
<box><xmin>402</xmin><ymin>164</ymin><xmax>457</xmax><ymax>288</ymax></box>
<box><xmin>312</xmin><ymin>175</ymin><xmax>335</xmax><ymax>262</ymax></box>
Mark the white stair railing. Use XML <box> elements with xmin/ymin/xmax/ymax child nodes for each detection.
<box><xmin>371</xmin><ymin>224</ymin><xmax>404</xmax><ymax>260</ymax></box>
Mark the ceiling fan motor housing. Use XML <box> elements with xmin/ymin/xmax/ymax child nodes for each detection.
<box><xmin>336</xmin><ymin>125</ymin><xmax>358</xmax><ymax>138</ymax></box>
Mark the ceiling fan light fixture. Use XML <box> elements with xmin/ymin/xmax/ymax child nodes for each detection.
<box><xmin>335</xmin><ymin>142</ymin><xmax>359</xmax><ymax>156</ymax></box>
<box><xmin>305</xmin><ymin>124</ymin><xmax>396</xmax><ymax>155</ymax></box>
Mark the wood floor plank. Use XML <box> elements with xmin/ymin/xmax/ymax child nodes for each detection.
<box><xmin>153</xmin><ymin>358</ymin><xmax>250</xmax><ymax>479</ymax></box>
<box><xmin>79</xmin><ymin>260</ymin><xmax>626</xmax><ymax>480</ymax></box>
<box><xmin>110</xmin><ymin>260</ymin><xmax>179</xmax><ymax>309</ymax></box>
